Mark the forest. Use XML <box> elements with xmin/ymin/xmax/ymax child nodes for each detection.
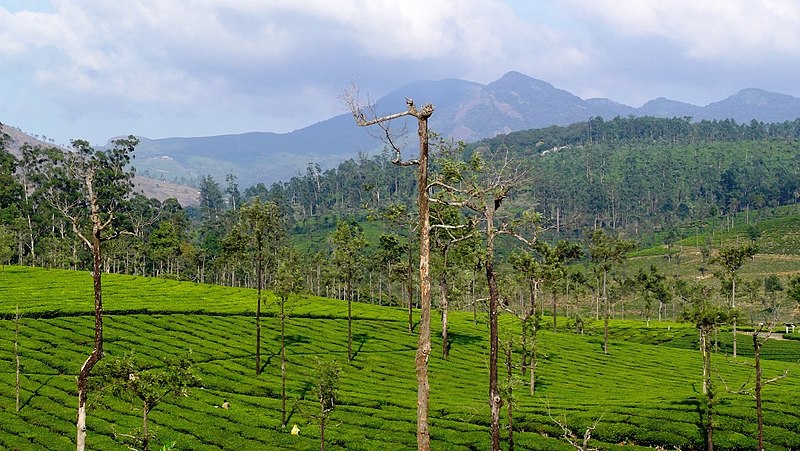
<box><xmin>2</xmin><ymin>115</ymin><xmax>800</xmax><ymax>450</ymax></box>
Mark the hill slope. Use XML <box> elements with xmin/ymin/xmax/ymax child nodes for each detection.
<box><xmin>125</xmin><ymin>71</ymin><xmax>800</xmax><ymax>188</ymax></box>
<box><xmin>2</xmin><ymin>266</ymin><xmax>800</xmax><ymax>450</ymax></box>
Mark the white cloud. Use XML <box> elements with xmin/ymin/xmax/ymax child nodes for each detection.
<box><xmin>564</xmin><ymin>0</ymin><xmax>800</xmax><ymax>61</ymax></box>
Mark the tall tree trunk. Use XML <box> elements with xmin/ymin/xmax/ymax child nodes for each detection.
<box><xmin>731</xmin><ymin>277</ymin><xmax>737</xmax><ymax>358</ymax></box>
<box><xmin>15</xmin><ymin>304</ymin><xmax>20</xmax><ymax>413</ymax></box>
<box><xmin>281</xmin><ymin>297</ymin><xmax>287</xmax><ymax>428</ymax></box>
<box><xmin>552</xmin><ymin>290</ymin><xmax>557</xmax><ymax>333</ymax></box>
<box><xmin>408</xmin><ymin>226</ymin><xmax>414</xmax><ymax>334</ymax></box>
<box><xmin>486</xmin><ymin>223</ymin><xmax>502</xmax><ymax>451</ymax></box>
<box><xmin>76</xmin><ymin>213</ymin><xmax>105</xmax><ymax>451</ymax></box>
<box><xmin>505</xmin><ymin>339</ymin><xmax>514</xmax><ymax>451</ymax></box>
<box><xmin>415</xmin><ymin>111</ymin><xmax>433</xmax><ymax>451</ymax></box>
<box><xmin>142</xmin><ymin>402</ymin><xmax>150</xmax><ymax>451</ymax></box>
<box><xmin>319</xmin><ymin>416</ymin><xmax>326</xmax><ymax>451</ymax></box>
<box><xmin>603</xmin><ymin>269</ymin><xmax>610</xmax><ymax>355</ymax></box>
<box><xmin>702</xmin><ymin>326</ymin><xmax>714</xmax><ymax>451</ymax></box>
<box><xmin>754</xmin><ymin>333</ymin><xmax>764</xmax><ymax>451</ymax></box>
<box><xmin>347</xmin><ymin>278</ymin><xmax>353</xmax><ymax>362</ymax></box>
<box><xmin>440</xmin><ymin>271</ymin><xmax>449</xmax><ymax>359</ymax></box>
<box><xmin>256</xmin><ymin>257</ymin><xmax>263</xmax><ymax>375</ymax></box>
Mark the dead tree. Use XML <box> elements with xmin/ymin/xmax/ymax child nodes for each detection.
<box><xmin>347</xmin><ymin>89</ymin><xmax>434</xmax><ymax>451</ymax></box>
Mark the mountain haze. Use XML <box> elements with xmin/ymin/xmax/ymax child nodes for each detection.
<box><xmin>38</xmin><ymin>71</ymin><xmax>800</xmax><ymax>189</ymax></box>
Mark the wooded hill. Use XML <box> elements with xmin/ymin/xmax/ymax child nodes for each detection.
<box><xmin>260</xmin><ymin>116</ymin><xmax>800</xmax><ymax>243</ymax></box>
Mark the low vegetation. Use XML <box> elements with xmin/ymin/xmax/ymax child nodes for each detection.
<box><xmin>2</xmin><ymin>266</ymin><xmax>800</xmax><ymax>450</ymax></box>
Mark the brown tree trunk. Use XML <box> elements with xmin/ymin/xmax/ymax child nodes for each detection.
<box><xmin>701</xmin><ymin>326</ymin><xmax>714</xmax><ymax>451</ymax></box>
<box><xmin>415</xmin><ymin>111</ymin><xmax>433</xmax><ymax>451</ymax></box>
<box><xmin>256</xmin><ymin>256</ymin><xmax>263</xmax><ymax>375</ymax></box>
<box><xmin>505</xmin><ymin>339</ymin><xmax>514</xmax><ymax>451</ymax></box>
<box><xmin>486</xmin><ymin>221</ymin><xmax>502</xmax><ymax>451</ymax></box>
<box><xmin>440</xmin><ymin>271</ymin><xmax>449</xmax><ymax>359</ymax></box>
<box><xmin>76</xmin><ymin>209</ymin><xmax>105</xmax><ymax>451</ymax></box>
<box><xmin>15</xmin><ymin>304</ymin><xmax>20</xmax><ymax>413</ymax></box>
<box><xmin>603</xmin><ymin>269</ymin><xmax>609</xmax><ymax>355</ymax></box>
<box><xmin>754</xmin><ymin>333</ymin><xmax>764</xmax><ymax>451</ymax></box>
<box><xmin>319</xmin><ymin>416</ymin><xmax>326</xmax><ymax>451</ymax></box>
<box><xmin>142</xmin><ymin>402</ymin><xmax>150</xmax><ymax>451</ymax></box>
<box><xmin>281</xmin><ymin>297</ymin><xmax>287</xmax><ymax>428</ymax></box>
<box><xmin>552</xmin><ymin>290</ymin><xmax>557</xmax><ymax>333</ymax></box>
<box><xmin>347</xmin><ymin>278</ymin><xmax>353</xmax><ymax>362</ymax></box>
<box><xmin>731</xmin><ymin>277</ymin><xmax>737</xmax><ymax>358</ymax></box>
<box><xmin>408</xmin><ymin>226</ymin><xmax>414</xmax><ymax>335</ymax></box>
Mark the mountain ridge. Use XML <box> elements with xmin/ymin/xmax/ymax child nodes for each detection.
<box><xmin>12</xmin><ymin>71</ymin><xmax>800</xmax><ymax>191</ymax></box>
<box><xmin>129</xmin><ymin>71</ymin><xmax>800</xmax><ymax>189</ymax></box>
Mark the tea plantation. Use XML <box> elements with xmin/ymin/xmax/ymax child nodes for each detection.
<box><xmin>2</xmin><ymin>266</ymin><xmax>800</xmax><ymax>450</ymax></box>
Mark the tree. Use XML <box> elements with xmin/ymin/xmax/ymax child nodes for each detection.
<box><xmin>239</xmin><ymin>199</ymin><xmax>285</xmax><ymax>374</ymax></box>
<box><xmin>538</xmin><ymin>240</ymin><xmax>582</xmax><ymax>332</ymax></box>
<box><xmin>29</xmin><ymin>137</ymin><xmax>138</xmax><ymax>451</ymax></box>
<box><xmin>348</xmin><ymin>92</ymin><xmax>436</xmax><ymax>450</ymax></box>
<box><xmin>431</xmin><ymin>145</ymin><xmax>538</xmax><ymax>450</ymax></box>
<box><xmin>377</xmin><ymin>232</ymin><xmax>406</xmax><ymax>307</ymax></box>
<box><xmin>713</xmin><ymin>244</ymin><xmax>757</xmax><ymax>357</ymax></box>
<box><xmin>330</xmin><ymin>219</ymin><xmax>368</xmax><ymax>362</ymax></box>
<box><xmin>681</xmin><ymin>283</ymin><xmax>731</xmax><ymax>451</ymax></box>
<box><xmin>273</xmin><ymin>246</ymin><xmax>303</xmax><ymax>428</ymax></box>
<box><xmin>314</xmin><ymin>359</ymin><xmax>340</xmax><ymax>451</ymax></box>
<box><xmin>431</xmin><ymin>203</ymin><xmax>474</xmax><ymax>359</ymax></box>
<box><xmin>97</xmin><ymin>353</ymin><xmax>201</xmax><ymax>451</ymax></box>
<box><xmin>589</xmin><ymin>229</ymin><xmax>635</xmax><ymax>355</ymax></box>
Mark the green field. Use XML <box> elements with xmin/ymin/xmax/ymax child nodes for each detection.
<box><xmin>2</xmin><ymin>266</ymin><xmax>800</xmax><ymax>450</ymax></box>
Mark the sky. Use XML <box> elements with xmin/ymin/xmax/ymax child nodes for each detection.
<box><xmin>1</xmin><ymin>0</ymin><xmax>799</xmax><ymax>146</ymax></box>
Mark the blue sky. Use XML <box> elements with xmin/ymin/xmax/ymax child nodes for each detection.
<box><xmin>1</xmin><ymin>0</ymin><xmax>799</xmax><ymax>145</ymax></box>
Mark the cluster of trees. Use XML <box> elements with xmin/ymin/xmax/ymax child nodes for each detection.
<box><xmin>3</xmin><ymin>115</ymin><xmax>800</xmax><ymax>451</ymax></box>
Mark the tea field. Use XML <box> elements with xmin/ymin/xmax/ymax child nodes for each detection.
<box><xmin>2</xmin><ymin>266</ymin><xmax>800</xmax><ymax>450</ymax></box>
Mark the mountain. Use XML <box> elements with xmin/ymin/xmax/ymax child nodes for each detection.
<box><xmin>0</xmin><ymin>123</ymin><xmax>200</xmax><ymax>207</ymax></box>
<box><xmin>31</xmin><ymin>71</ymin><xmax>800</xmax><ymax>190</ymax></box>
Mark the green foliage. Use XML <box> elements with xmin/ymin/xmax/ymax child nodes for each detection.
<box><xmin>2</xmin><ymin>267</ymin><xmax>800</xmax><ymax>450</ymax></box>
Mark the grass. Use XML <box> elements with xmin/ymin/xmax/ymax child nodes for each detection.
<box><xmin>2</xmin><ymin>266</ymin><xmax>800</xmax><ymax>449</ymax></box>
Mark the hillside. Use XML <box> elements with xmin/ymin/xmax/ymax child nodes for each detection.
<box><xmin>2</xmin><ymin>267</ymin><xmax>800</xmax><ymax>450</ymax></box>
<box><xmin>121</xmin><ymin>71</ymin><xmax>800</xmax><ymax>188</ymax></box>
<box><xmin>1</xmin><ymin>123</ymin><xmax>199</xmax><ymax>207</ymax></box>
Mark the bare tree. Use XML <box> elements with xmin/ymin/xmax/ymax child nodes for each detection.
<box><xmin>347</xmin><ymin>88</ymin><xmax>435</xmax><ymax>450</ymax></box>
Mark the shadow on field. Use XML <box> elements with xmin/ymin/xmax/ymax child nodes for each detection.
<box><xmin>21</xmin><ymin>375</ymin><xmax>55</xmax><ymax>412</ymax></box>
<box><xmin>676</xmin><ymin>396</ymin><xmax>705</xmax><ymax>442</ymax></box>
<box><xmin>284</xmin><ymin>335</ymin><xmax>311</xmax><ymax>346</ymax></box>
<box><xmin>351</xmin><ymin>333</ymin><xmax>369</xmax><ymax>360</ymax></box>
<box><xmin>446</xmin><ymin>332</ymin><xmax>482</xmax><ymax>355</ymax></box>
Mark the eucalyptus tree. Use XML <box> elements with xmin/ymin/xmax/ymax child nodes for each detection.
<box><xmin>713</xmin><ymin>244</ymin><xmax>757</xmax><ymax>357</ymax></box>
<box><xmin>273</xmin><ymin>246</ymin><xmax>303</xmax><ymax>428</ymax></box>
<box><xmin>509</xmin><ymin>249</ymin><xmax>545</xmax><ymax>393</ymax></box>
<box><xmin>330</xmin><ymin>219</ymin><xmax>368</xmax><ymax>362</ymax></box>
<box><xmin>681</xmin><ymin>283</ymin><xmax>731</xmax><ymax>451</ymax></box>
<box><xmin>430</xmin><ymin>203</ymin><xmax>475</xmax><ymax>359</ymax></box>
<box><xmin>377</xmin><ymin>232</ymin><xmax>406</xmax><ymax>307</ymax></box>
<box><xmin>588</xmin><ymin>229</ymin><xmax>636</xmax><ymax>355</ymax></box>
<box><xmin>28</xmin><ymin>136</ymin><xmax>138</xmax><ymax>451</ymax></box>
<box><xmin>538</xmin><ymin>240</ymin><xmax>582</xmax><ymax>332</ymax></box>
<box><xmin>238</xmin><ymin>198</ymin><xmax>285</xmax><ymax>374</ymax></box>
<box><xmin>430</xmin><ymin>145</ymin><xmax>539</xmax><ymax>451</ymax></box>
